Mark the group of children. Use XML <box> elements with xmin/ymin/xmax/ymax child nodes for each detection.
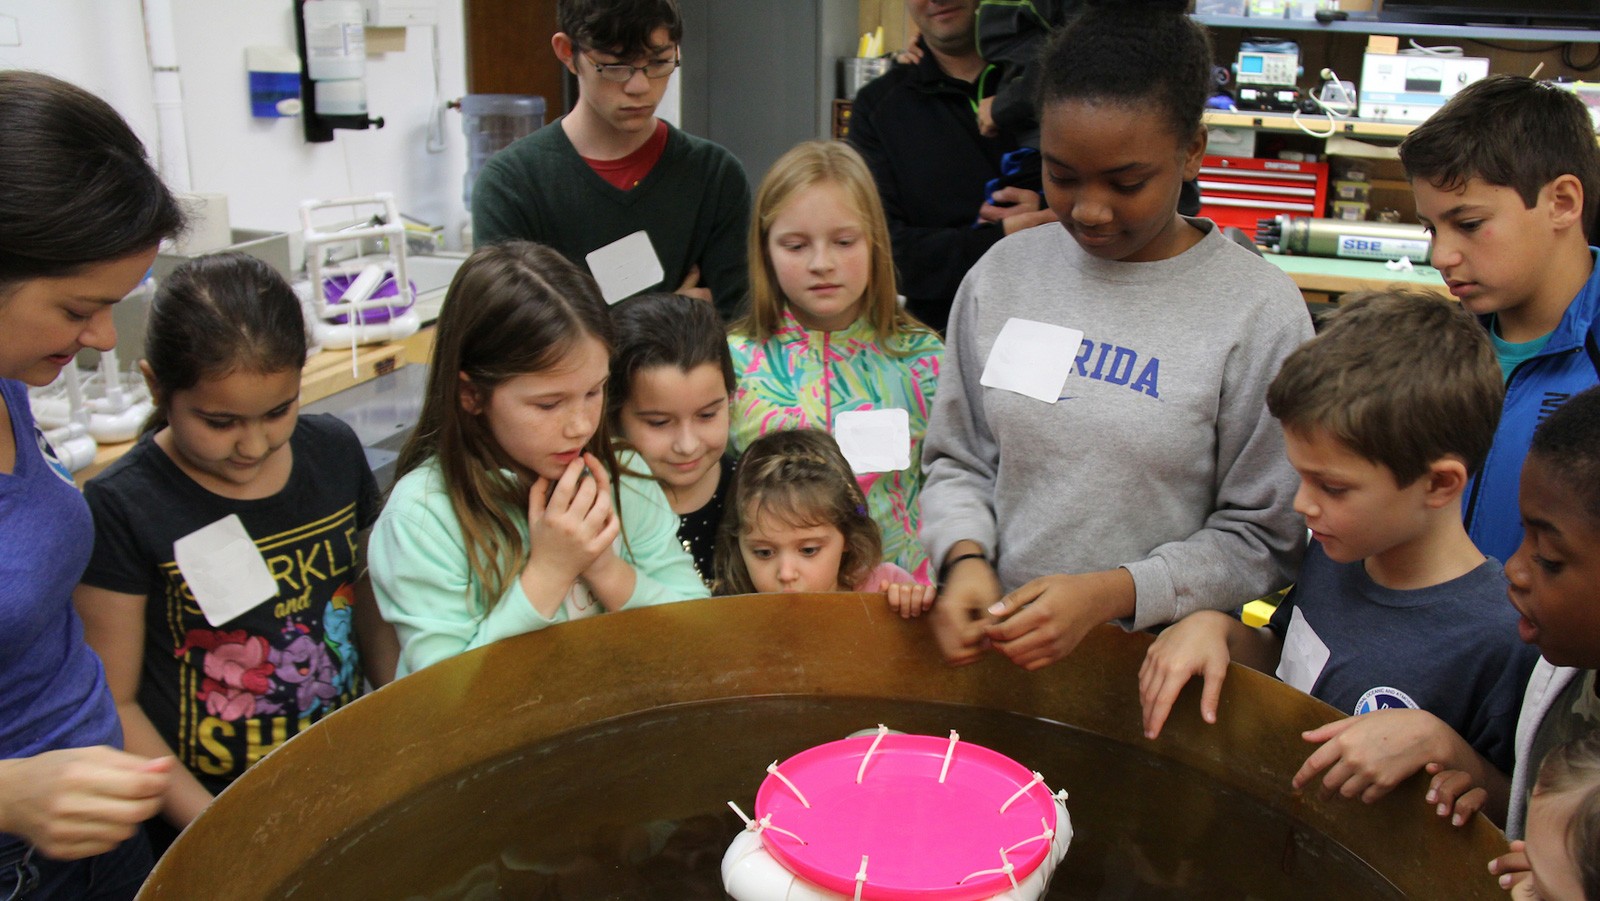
<box><xmin>7</xmin><ymin>0</ymin><xmax>1600</xmax><ymax>897</ymax></box>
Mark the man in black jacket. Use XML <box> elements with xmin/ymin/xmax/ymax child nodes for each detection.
<box><xmin>848</xmin><ymin>0</ymin><xmax>1056</xmax><ymax>333</ymax></box>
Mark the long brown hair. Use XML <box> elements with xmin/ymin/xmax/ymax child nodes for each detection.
<box><xmin>396</xmin><ymin>242</ymin><xmax>619</xmax><ymax>609</ymax></box>
<box><xmin>734</xmin><ymin>141</ymin><xmax>931</xmax><ymax>352</ymax></box>
<box><xmin>713</xmin><ymin>428</ymin><xmax>881</xmax><ymax>595</ymax></box>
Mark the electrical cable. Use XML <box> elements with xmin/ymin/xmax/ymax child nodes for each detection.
<box><xmin>1563</xmin><ymin>42</ymin><xmax>1600</xmax><ymax>72</ymax></box>
<box><xmin>1292</xmin><ymin>67</ymin><xmax>1355</xmax><ymax>139</ymax></box>
<box><xmin>1469</xmin><ymin>39</ymin><xmax>1566</xmax><ymax>52</ymax></box>
<box><xmin>1402</xmin><ymin>40</ymin><xmax>1464</xmax><ymax>57</ymax></box>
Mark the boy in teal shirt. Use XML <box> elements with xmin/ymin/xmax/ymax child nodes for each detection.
<box><xmin>1400</xmin><ymin>75</ymin><xmax>1600</xmax><ymax>564</ymax></box>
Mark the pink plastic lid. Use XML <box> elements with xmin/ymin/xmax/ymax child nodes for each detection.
<box><xmin>753</xmin><ymin>733</ymin><xmax>1058</xmax><ymax>900</ymax></box>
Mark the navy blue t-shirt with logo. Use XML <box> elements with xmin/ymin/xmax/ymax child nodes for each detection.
<box><xmin>1268</xmin><ymin>541</ymin><xmax>1537</xmax><ymax>775</ymax></box>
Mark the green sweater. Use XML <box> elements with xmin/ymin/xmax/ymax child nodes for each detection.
<box><xmin>370</xmin><ymin>451</ymin><xmax>707</xmax><ymax>677</ymax></box>
<box><xmin>472</xmin><ymin>120</ymin><xmax>752</xmax><ymax>319</ymax></box>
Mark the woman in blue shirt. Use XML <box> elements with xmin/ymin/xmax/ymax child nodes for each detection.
<box><xmin>0</xmin><ymin>71</ymin><xmax>184</xmax><ymax>900</ymax></box>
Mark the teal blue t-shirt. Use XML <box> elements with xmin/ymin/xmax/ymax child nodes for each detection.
<box><xmin>1490</xmin><ymin>318</ymin><xmax>1552</xmax><ymax>382</ymax></box>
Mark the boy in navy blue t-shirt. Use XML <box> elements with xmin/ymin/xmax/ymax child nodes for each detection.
<box><xmin>1141</xmin><ymin>290</ymin><xmax>1537</xmax><ymax>824</ymax></box>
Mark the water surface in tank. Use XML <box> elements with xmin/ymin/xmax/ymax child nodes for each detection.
<box><xmin>279</xmin><ymin>696</ymin><xmax>1402</xmax><ymax>900</ymax></box>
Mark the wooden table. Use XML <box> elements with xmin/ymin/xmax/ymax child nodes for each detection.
<box><xmin>74</xmin><ymin>339</ymin><xmax>420</xmax><ymax>484</ymax></box>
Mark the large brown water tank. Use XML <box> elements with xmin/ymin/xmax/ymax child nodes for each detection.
<box><xmin>140</xmin><ymin>594</ymin><xmax>1509</xmax><ymax>899</ymax></box>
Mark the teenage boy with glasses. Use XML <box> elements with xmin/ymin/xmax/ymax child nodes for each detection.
<box><xmin>472</xmin><ymin>0</ymin><xmax>752</xmax><ymax>319</ymax></box>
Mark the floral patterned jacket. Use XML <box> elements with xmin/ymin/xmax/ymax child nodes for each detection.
<box><xmin>729</xmin><ymin>309</ymin><xmax>943</xmax><ymax>582</ymax></box>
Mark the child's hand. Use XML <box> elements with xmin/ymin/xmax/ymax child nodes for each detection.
<box><xmin>894</xmin><ymin>32</ymin><xmax>923</xmax><ymax>67</ymax></box>
<box><xmin>1489</xmin><ymin>840</ymin><xmax>1531</xmax><ymax>894</ymax></box>
<box><xmin>1424</xmin><ymin>762</ymin><xmax>1489</xmax><ymax>826</ymax></box>
<box><xmin>886</xmin><ymin>582</ymin><xmax>936</xmax><ymax>619</ymax></box>
<box><xmin>527</xmin><ymin>453</ymin><xmax>620</xmax><ymax>583</ymax></box>
<box><xmin>675</xmin><ymin>265</ymin><xmax>712</xmax><ymax>304</ymax></box>
<box><xmin>977</xmin><ymin>95</ymin><xmax>997</xmax><ymax>137</ymax></box>
<box><xmin>930</xmin><ymin>550</ymin><xmax>1001</xmax><ymax>666</ymax></box>
<box><xmin>1292</xmin><ymin>709</ymin><xmax>1448</xmax><ymax>803</ymax></box>
<box><xmin>1138</xmin><ymin>610</ymin><xmax>1235</xmax><ymax>740</ymax></box>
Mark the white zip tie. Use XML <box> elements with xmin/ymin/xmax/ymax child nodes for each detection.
<box><xmin>1055</xmin><ymin>788</ymin><xmax>1070</xmax><ymax>803</ymax></box>
<box><xmin>1003</xmin><ymin>817</ymin><xmax>1055</xmax><ymax>854</ymax></box>
<box><xmin>958</xmin><ymin>848</ymin><xmax>1018</xmax><ymax>888</ymax></box>
<box><xmin>1000</xmin><ymin>771</ymin><xmax>1045</xmax><ymax>814</ymax></box>
<box><xmin>856</xmin><ymin>724</ymin><xmax>889</xmax><ymax>784</ymax></box>
<box><xmin>852</xmin><ymin>855</ymin><xmax>869</xmax><ymax>901</ymax></box>
<box><xmin>767</xmin><ymin>760</ymin><xmax>811</xmax><ymax>808</ymax></box>
<box><xmin>938</xmin><ymin>730</ymin><xmax>960</xmax><ymax>784</ymax></box>
<box><xmin>756</xmin><ymin>814</ymin><xmax>807</xmax><ymax>845</ymax></box>
<box><xmin>723</xmin><ymin>801</ymin><xmax>807</xmax><ymax>844</ymax></box>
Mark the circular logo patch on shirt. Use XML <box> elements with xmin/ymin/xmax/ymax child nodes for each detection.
<box><xmin>1354</xmin><ymin>686</ymin><xmax>1418</xmax><ymax>715</ymax></box>
<box><xmin>34</xmin><ymin>427</ymin><xmax>75</xmax><ymax>486</ymax></box>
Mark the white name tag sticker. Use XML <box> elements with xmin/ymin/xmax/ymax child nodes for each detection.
<box><xmin>585</xmin><ymin>230</ymin><xmax>665</xmax><ymax>304</ymax></box>
<box><xmin>835</xmin><ymin>408</ymin><xmax>912</xmax><ymax>474</ymax></box>
<box><xmin>1276</xmin><ymin>606</ymin><xmax>1331</xmax><ymax>695</ymax></box>
<box><xmin>979</xmin><ymin>318</ymin><xmax>1084</xmax><ymax>404</ymax></box>
<box><xmin>174</xmin><ymin>514</ymin><xmax>279</xmax><ymax>627</ymax></box>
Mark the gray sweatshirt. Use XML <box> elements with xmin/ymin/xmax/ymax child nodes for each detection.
<box><xmin>921</xmin><ymin>219</ymin><xmax>1311</xmax><ymax>629</ymax></box>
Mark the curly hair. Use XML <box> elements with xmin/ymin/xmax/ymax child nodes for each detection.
<box><xmin>1529</xmin><ymin>385</ymin><xmax>1600</xmax><ymax>530</ymax></box>
<box><xmin>1035</xmin><ymin>0</ymin><xmax>1213</xmax><ymax>142</ymax></box>
<box><xmin>714</xmin><ymin>429</ymin><xmax>881</xmax><ymax>595</ymax></box>
<box><xmin>1533</xmin><ymin>731</ymin><xmax>1600</xmax><ymax>901</ymax></box>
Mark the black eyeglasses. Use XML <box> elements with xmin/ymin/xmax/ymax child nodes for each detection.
<box><xmin>582</xmin><ymin>50</ymin><xmax>680</xmax><ymax>83</ymax></box>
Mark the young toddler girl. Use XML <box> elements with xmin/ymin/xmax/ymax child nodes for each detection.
<box><xmin>715</xmin><ymin>428</ymin><xmax>934</xmax><ymax>617</ymax></box>
<box><xmin>370</xmin><ymin>242</ymin><xmax>705</xmax><ymax>678</ymax></box>
<box><xmin>1490</xmin><ymin>732</ymin><xmax>1600</xmax><ymax>899</ymax></box>
<box><xmin>729</xmin><ymin>140</ymin><xmax>943</xmax><ymax>584</ymax></box>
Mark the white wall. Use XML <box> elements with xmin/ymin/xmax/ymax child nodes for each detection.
<box><xmin>0</xmin><ymin>1</ymin><xmax>473</xmax><ymax>251</ymax></box>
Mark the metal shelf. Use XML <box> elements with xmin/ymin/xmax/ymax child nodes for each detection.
<box><xmin>1194</xmin><ymin>13</ymin><xmax>1600</xmax><ymax>44</ymax></box>
<box><xmin>1204</xmin><ymin>109</ymin><xmax>1414</xmax><ymax>140</ymax></box>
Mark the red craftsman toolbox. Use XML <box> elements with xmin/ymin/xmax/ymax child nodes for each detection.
<box><xmin>1198</xmin><ymin>155</ymin><xmax>1328</xmax><ymax>243</ymax></box>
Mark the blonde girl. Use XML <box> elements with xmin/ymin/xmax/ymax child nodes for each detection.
<box><xmin>716</xmin><ymin>429</ymin><xmax>934</xmax><ymax>617</ymax></box>
<box><xmin>729</xmin><ymin>140</ymin><xmax>943</xmax><ymax>584</ymax></box>
<box><xmin>75</xmin><ymin>252</ymin><xmax>386</xmax><ymax>853</ymax></box>
<box><xmin>370</xmin><ymin>242</ymin><xmax>704</xmax><ymax>678</ymax></box>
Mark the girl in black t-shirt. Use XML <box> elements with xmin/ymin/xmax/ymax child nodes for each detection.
<box><xmin>75</xmin><ymin>253</ymin><xmax>385</xmax><ymax>854</ymax></box>
<box><xmin>607</xmin><ymin>292</ymin><xmax>738</xmax><ymax>582</ymax></box>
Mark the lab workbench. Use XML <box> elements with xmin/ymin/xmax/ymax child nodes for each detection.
<box><xmin>70</xmin><ymin>255</ymin><xmax>460</xmax><ymax>485</ymax></box>
<box><xmin>70</xmin><ymin>337</ymin><xmax>431</xmax><ymax>485</ymax></box>
<box><xmin>1263</xmin><ymin>252</ymin><xmax>1449</xmax><ymax>301</ymax></box>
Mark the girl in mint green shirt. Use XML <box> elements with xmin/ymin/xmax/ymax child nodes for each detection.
<box><xmin>371</xmin><ymin>243</ymin><xmax>705</xmax><ymax>678</ymax></box>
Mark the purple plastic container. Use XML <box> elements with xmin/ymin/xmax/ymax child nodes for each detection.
<box><xmin>322</xmin><ymin>271</ymin><xmax>417</xmax><ymax>324</ymax></box>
